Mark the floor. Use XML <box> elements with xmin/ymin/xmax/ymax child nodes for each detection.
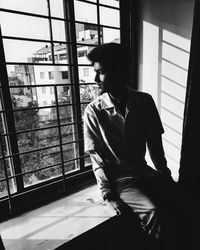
<box><xmin>0</xmin><ymin>184</ymin><xmax>114</xmax><ymax>250</ymax></box>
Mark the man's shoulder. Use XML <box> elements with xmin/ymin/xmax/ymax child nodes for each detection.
<box><xmin>129</xmin><ymin>88</ymin><xmax>152</xmax><ymax>102</ymax></box>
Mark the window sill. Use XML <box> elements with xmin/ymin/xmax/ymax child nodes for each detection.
<box><xmin>0</xmin><ymin>183</ymin><xmax>114</xmax><ymax>250</ymax></box>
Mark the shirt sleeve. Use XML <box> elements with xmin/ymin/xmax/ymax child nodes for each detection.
<box><xmin>83</xmin><ymin>105</ymin><xmax>104</xmax><ymax>152</ymax></box>
<box><xmin>89</xmin><ymin>150</ymin><xmax>112</xmax><ymax>197</ymax></box>
<box><xmin>83</xmin><ymin>105</ymin><xmax>112</xmax><ymax>197</ymax></box>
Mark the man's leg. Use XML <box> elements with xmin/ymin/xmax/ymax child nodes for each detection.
<box><xmin>115</xmin><ymin>177</ymin><xmax>161</xmax><ymax>240</ymax></box>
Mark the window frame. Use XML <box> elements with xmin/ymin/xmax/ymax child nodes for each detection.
<box><xmin>0</xmin><ymin>0</ymin><xmax>132</xmax><ymax>219</ymax></box>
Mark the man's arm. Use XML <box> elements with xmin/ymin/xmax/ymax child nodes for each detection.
<box><xmin>89</xmin><ymin>150</ymin><xmax>133</xmax><ymax>215</ymax></box>
<box><xmin>147</xmin><ymin>134</ymin><xmax>172</xmax><ymax>177</ymax></box>
<box><xmin>89</xmin><ymin>150</ymin><xmax>112</xmax><ymax>198</ymax></box>
<box><xmin>84</xmin><ymin>106</ymin><xmax>132</xmax><ymax>214</ymax></box>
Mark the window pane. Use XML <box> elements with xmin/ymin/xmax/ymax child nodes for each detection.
<box><xmin>0</xmin><ymin>0</ymin><xmax>48</xmax><ymax>16</ymax></box>
<box><xmin>3</xmin><ymin>39</ymin><xmax>51</xmax><ymax>63</ymax></box>
<box><xmin>0</xmin><ymin>159</ymin><xmax>6</xmax><ymax>180</ymax></box>
<box><xmin>0</xmin><ymin>112</ymin><xmax>6</xmax><ymax>135</ymax></box>
<box><xmin>80</xmin><ymin>84</ymin><xmax>99</xmax><ymax>103</ymax></box>
<box><xmin>99</xmin><ymin>0</ymin><xmax>119</xmax><ymax>7</ymax></box>
<box><xmin>0</xmin><ymin>180</ymin><xmax>8</xmax><ymax>197</ymax></box>
<box><xmin>21</xmin><ymin>146</ymin><xmax>61</xmax><ymax>174</ymax></box>
<box><xmin>84</xmin><ymin>0</ymin><xmax>96</xmax><ymax>2</ymax></box>
<box><xmin>13</xmin><ymin>107</ymin><xmax>58</xmax><ymax>131</ymax></box>
<box><xmin>100</xmin><ymin>6</ymin><xmax>120</xmax><ymax>27</ymax></box>
<box><xmin>10</xmin><ymin>86</ymin><xmax>55</xmax><ymax>108</ymax></box>
<box><xmin>77</xmin><ymin>46</ymin><xmax>95</xmax><ymax>65</ymax></box>
<box><xmin>74</xmin><ymin>1</ymin><xmax>97</xmax><ymax>24</ymax></box>
<box><xmin>33</xmin><ymin>65</ymin><xmax>70</xmax><ymax>85</ymax></box>
<box><xmin>0</xmin><ymin>159</ymin><xmax>16</xmax><ymax>196</ymax></box>
<box><xmin>23</xmin><ymin>165</ymin><xmax>62</xmax><ymax>187</ymax></box>
<box><xmin>57</xmin><ymin>85</ymin><xmax>72</xmax><ymax>104</ymax></box>
<box><xmin>84</xmin><ymin>155</ymin><xmax>91</xmax><ymax>167</ymax></box>
<box><xmin>63</xmin><ymin>142</ymin><xmax>79</xmax><ymax>165</ymax></box>
<box><xmin>17</xmin><ymin>128</ymin><xmax>60</xmax><ymax>153</ymax></box>
<box><xmin>50</xmin><ymin>0</ymin><xmax>64</xmax><ymax>18</ymax></box>
<box><xmin>0</xmin><ymin>12</ymin><xmax>50</xmax><ymax>40</ymax></box>
<box><xmin>78</xmin><ymin>66</ymin><xmax>95</xmax><ymax>83</ymax></box>
<box><xmin>102</xmin><ymin>28</ymin><xmax>120</xmax><ymax>43</ymax></box>
<box><xmin>61</xmin><ymin>124</ymin><xmax>77</xmax><ymax>144</ymax></box>
<box><xmin>0</xmin><ymin>135</ymin><xmax>10</xmax><ymax>158</ymax></box>
<box><xmin>59</xmin><ymin>105</ymin><xmax>74</xmax><ymax>125</ymax></box>
<box><xmin>76</xmin><ymin>23</ymin><xmax>98</xmax><ymax>44</ymax></box>
<box><xmin>7</xmin><ymin>65</ymin><xmax>35</xmax><ymax>86</ymax></box>
<box><xmin>54</xmin><ymin>43</ymin><xmax>69</xmax><ymax>64</ymax></box>
<box><xmin>52</xmin><ymin>20</ymin><xmax>67</xmax><ymax>42</ymax></box>
<box><xmin>9</xmin><ymin>87</ymin><xmax>36</xmax><ymax>109</ymax></box>
<box><xmin>64</xmin><ymin>159</ymin><xmax>79</xmax><ymax>174</ymax></box>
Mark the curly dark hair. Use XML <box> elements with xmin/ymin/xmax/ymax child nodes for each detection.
<box><xmin>87</xmin><ymin>43</ymin><xmax>128</xmax><ymax>74</ymax></box>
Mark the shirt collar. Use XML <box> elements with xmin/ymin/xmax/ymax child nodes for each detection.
<box><xmin>100</xmin><ymin>93</ymin><xmax>115</xmax><ymax>110</ymax></box>
<box><xmin>100</xmin><ymin>88</ymin><xmax>134</xmax><ymax>111</ymax></box>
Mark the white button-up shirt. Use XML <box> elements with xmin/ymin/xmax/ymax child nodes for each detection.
<box><xmin>83</xmin><ymin>89</ymin><xmax>165</xmax><ymax>196</ymax></box>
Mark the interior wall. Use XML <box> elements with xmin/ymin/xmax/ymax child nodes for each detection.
<box><xmin>135</xmin><ymin>0</ymin><xmax>195</xmax><ymax>180</ymax></box>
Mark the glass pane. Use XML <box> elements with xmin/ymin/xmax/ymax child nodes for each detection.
<box><xmin>0</xmin><ymin>180</ymin><xmax>8</xmax><ymax>197</ymax></box>
<box><xmin>10</xmin><ymin>86</ymin><xmax>56</xmax><ymax>108</ymax></box>
<box><xmin>17</xmin><ymin>127</ymin><xmax>60</xmax><ymax>153</ymax></box>
<box><xmin>52</xmin><ymin>20</ymin><xmax>67</xmax><ymax>42</ymax></box>
<box><xmin>100</xmin><ymin>6</ymin><xmax>120</xmax><ymax>27</ymax></box>
<box><xmin>21</xmin><ymin>146</ymin><xmax>61</xmax><ymax>173</ymax></box>
<box><xmin>0</xmin><ymin>159</ymin><xmax>6</xmax><ymax>180</ymax></box>
<box><xmin>84</xmin><ymin>155</ymin><xmax>91</xmax><ymax>167</ymax></box>
<box><xmin>3</xmin><ymin>39</ymin><xmax>51</xmax><ymax>63</ymax></box>
<box><xmin>80</xmin><ymin>84</ymin><xmax>99</xmax><ymax>103</ymax></box>
<box><xmin>76</xmin><ymin>23</ymin><xmax>98</xmax><ymax>44</ymax></box>
<box><xmin>23</xmin><ymin>165</ymin><xmax>62</xmax><ymax>187</ymax></box>
<box><xmin>7</xmin><ymin>65</ymin><xmax>35</xmax><ymax>86</ymax></box>
<box><xmin>74</xmin><ymin>1</ymin><xmax>97</xmax><ymax>24</ymax></box>
<box><xmin>57</xmin><ymin>85</ymin><xmax>70</xmax><ymax>103</ymax></box>
<box><xmin>99</xmin><ymin>0</ymin><xmax>119</xmax><ymax>8</ymax></box>
<box><xmin>0</xmin><ymin>91</ymin><xmax>4</xmax><ymax>112</ymax></box>
<box><xmin>63</xmin><ymin>142</ymin><xmax>79</xmax><ymax>163</ymax></box>
<box><xmin>77</xmin><ymin>46</ymin><xmax>96</xmax><ymax>65</ymax></box>
<box><xmin>25</xmin><ymin>65</ymin><xmax>70</xmax><ymax>85</ymax></box>
<box><xmin>0</xmin><ymin>159</ymin><xmax>16</xmax><ymax>196</ymax></box>
<box><xmin>13</xmin><ymin>107</ymin><xmax>58</xmax><ymax>131</ymax></box>
<box><xmin>50</xmin><ymin>0</ymin><xmax>64</xmax><ymax>18</ymax></box>
<box><xmin>0</xmin><ymin>0</ymin><xmax>48</xmax><ymax>16</ymax></box>
<box><xmin>9</xmin><ymin>87</ymin><xmax>38</xmax><ymax>109</ymax></box>
<box><xmin>54</xmin><ymin>43</ymin><xmax>69</xmax><ymax>64</ymax></box>
<box><xmin>102</xmin><ymin>28</ymin><xmax>120</xmax><ymax>43</ymax></box>
<box><xmin>64</xmin><ymin>159</ymin><xmax>79</xmax><ymax>174</ymax></box>
<box><xmin>84</xmin><ymin>0</ymin><xmax>96</xmax><ymax>2</ymax></box>
<box><xmin>0</xmin><ymin>135</ymin><xmax>10</xmax><ymax>158</ymax></box>
<box><xmin>78</xmin><ymin>66</ymin><xmax>95</xmax><ymax>83</ymax></box>
<box><xmin>59</xmin><ymin>105</ymin><xmax>74</xmax><ymax>125</ymax></box>
<box><xmin>0</xmin><ymin>113</ymin><xmax>6</xmax><ymax>135</ymax></box>
<box><xmin>61</xmin><ymin>124</ymin><xmax>77</xmax><ymax>144</ymax></box>
<box><xmin>0</xmin><ymin>12</ymin><xmax>50</xmax><ymax>40</ymax></box>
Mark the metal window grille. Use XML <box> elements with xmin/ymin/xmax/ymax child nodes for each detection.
<box><xmin>0</xmin><ymin>0</ymin><xmax>122</xmax><ymax>215</ymax></box>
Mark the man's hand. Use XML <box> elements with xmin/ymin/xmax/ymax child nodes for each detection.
<box><xmin>106</xmin><ymin>199</ymin><xmax>133</xmax><ymax>216</ymax></box>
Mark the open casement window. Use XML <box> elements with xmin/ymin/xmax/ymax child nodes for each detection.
<box><xmin>0</xmin><ymin>0</ymin><xmax>123</xmax><ymax>217</ymax></box>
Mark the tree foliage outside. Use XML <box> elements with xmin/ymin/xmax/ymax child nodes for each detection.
<box><xmin>0</xmin><ymin>84</ymin><xmax>96</xmax><ymax>197</ymax></box>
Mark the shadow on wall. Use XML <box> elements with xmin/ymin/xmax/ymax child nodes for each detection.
<box><xmin>137</xmin><ymin>0</ymin><xmax>195</xmax><ymax>181</ymax></box>
<box><xmin>143</xmin><ymin>21</ymin><xmax>190</xmax><ymax>182</ymax></box>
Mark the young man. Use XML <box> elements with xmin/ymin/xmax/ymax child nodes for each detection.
<box><xmin>83</xmin><ymin>43</ymin><xmax>191</xmax><ymax>248</ymax></box>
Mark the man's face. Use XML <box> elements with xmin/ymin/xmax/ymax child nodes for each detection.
<box><xmin>93</xmin><ymin>62</ymin><xmax>115</xmax><ymax>95</ymax></box>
